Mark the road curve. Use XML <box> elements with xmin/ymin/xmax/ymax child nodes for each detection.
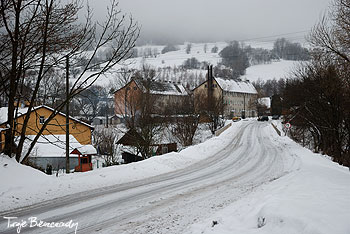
<box><xmin>0</xmin><ymin>121</ymin><xmax>299</xmax><ymax>234</ymax></box>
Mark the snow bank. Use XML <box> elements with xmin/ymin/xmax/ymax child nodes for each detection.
<box><xmin>187</xmin><ymin>124</ymin><xmax>350</xmax><ymax>234</ymax></box>
<box><xmin>0</xmin><ymin>120</ymin><xmax>242</xmax><ymax>211</ymax></box>
<box><xmin>0</xmin><ymin>156</ymin><xmax>50</xmax><ymax>208</ymax></box>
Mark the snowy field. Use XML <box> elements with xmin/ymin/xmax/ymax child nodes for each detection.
<box><xmin>1</xmin><ymin>120</ymin><xmax>349</xmax><ymax>234</ymax></box>
<box><xmin>241</xmin><ymin>60</ymin><xmax>301</xmax><ymax>83</ymax></box>
<box><xmin>74</xmin><ymin>41</ymin><xmax>299</xmax><ymax>88</ymax></box>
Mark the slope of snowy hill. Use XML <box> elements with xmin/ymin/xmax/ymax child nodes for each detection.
<box><xmin>76</xmin><ymin>42</ymin><xmax>300</xmax><ymax>89</ymax></box>
<box><xmin>241</xmin><ymin>60</ymin><xmax>301</xmax><ymax>83</ymax></box>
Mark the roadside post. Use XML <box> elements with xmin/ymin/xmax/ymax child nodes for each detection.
<box><xmin>284</xmin><ymin>122</ymin><xmax>291</xmax><ymax>136</ymax></box>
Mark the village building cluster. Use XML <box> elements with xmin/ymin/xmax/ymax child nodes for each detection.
<box><xmin>0</xmin><ymin>66</ymin><xmax>258</xmax><ymax>172</ymax></box>
<box><xmin>114</xmin><ymin>66</ymin><xmax>257</xmax><ymax>119</ymax></box>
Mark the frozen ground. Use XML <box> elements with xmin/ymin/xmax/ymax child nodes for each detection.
<box><xmin>1</xmin><ymin>120</ymin><xmax>349</xmax><ymax>234</ymax></box>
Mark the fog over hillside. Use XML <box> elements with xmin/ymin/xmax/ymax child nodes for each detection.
<box><xmin>88</xmin><ymin>0</ymin><xmax>331</xmax><ymax>44</ymax></box>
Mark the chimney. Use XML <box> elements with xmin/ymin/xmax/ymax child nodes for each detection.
<box><xmin>207</xmin><ymin>65</ymin><xmax>213</xmax><ymax>90</ymax></box>
<box><xmin>207</xmin><ymin>65</ymin><xmax>214</xmax><ymax>112</ymax></box>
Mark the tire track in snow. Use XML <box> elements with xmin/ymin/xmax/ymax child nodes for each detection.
<box><xmin>0</xmin><ymin>121</ymin><xmax>299</xmax><ymax>234</ymax></box>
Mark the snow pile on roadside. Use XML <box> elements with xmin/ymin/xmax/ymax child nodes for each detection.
<box><xmin>271</xmin><ymin>119</ymin><xmax>285</xmax><ymax>136</ymax></box>
<box><xmin>0</xmin><ymin>156</ymin><xmax>49</xmax><ymax>188</ymax></box>
<box><xmin>0</xmin><ymin>120</ymin><xmax>243</xmax><ymax>212</ymax></box>
<box><xmin>187</xmin><ymin>124</ymin><xmax>350</xmax><ymax>234</ymax></box>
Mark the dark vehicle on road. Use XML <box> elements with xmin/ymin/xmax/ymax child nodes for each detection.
<box><xmin>258</xmin><ymin>116</ymin><xmax>269</xmax><ymax>121</ymax></box>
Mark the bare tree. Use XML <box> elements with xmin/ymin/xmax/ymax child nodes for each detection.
<box><xmin>134</xmin><ymin>64</ymin><xmax>158</xmax><ymax>81</ymax></box>
<box><xmin>186</xmin><ymin>43</ymin><xmax>192</xmax><ymax>54</ymax></box>
<box><xmin>93</xmin><ymin>126</ymin><xmax>119</xmax><ymax>166</ymax></box>
<box><xmin>114</xmin><ymin>75</ymin><xmax>163</xmax><ymax>159</ymax></box>
<box><xmin>219</xmin><ymin>41</ymin><xmax>249</xmax><ymax>79</ymax></box>
<box><xmin>109</xmin><ymin>67</ymin><xmax>135</xmax><ymax>93</ymax></box>
<box><xmin>195</xmin><ymin>92</ymin><xmax>225</xmax><ymax>135</ymax></box>
<box><xmin>301</xmin><ymin>0</ymin><xmax>350</xmax><ymax>166</ymax></box>
<box><xmin>71</xmin><ymin>85</ymin><xmax>106</xmax><ymax>121</ymax></box>
<box><xmin>309</xmin><ymin>0</ymin><xmax>350</xmax><ymax>63</ymax></box>
<box><xmin>136</xmin><ymin>87</ymin><xmax>163</xmax><ymax>158</ymax></box>
<box><xmin>284</xmin><ymin>60</ymin><xmax>350</xmax><ymax>166</ymax></box>
<box><xmin>168</xmin><ymin>96</ymin><xmax>199</xmax><ymax>147</ymax></box>
<box><xmin>0</xmin><ymin>0</ymin><xmax>139</xmax><ymax>162</ymax></box>
<box><xmin>35</xmin><ymin>68</ymin><xmax>65</xmax><ymax>107</ymax></box>
<box><xmin>211</xmin><ymin>45</ymin><xmax>218</xmax><ymax>53</ymax></box>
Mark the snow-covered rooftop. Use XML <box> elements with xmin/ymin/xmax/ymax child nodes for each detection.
<box><xmin>258</xmin><ymin>97</ymin><xmax>271</xmax><ymax>108</ymax></box>
<box><xmin>134</xmin><ymin>79</ymin><xmax>188</xmax><ymax>96</ymax></box>
<box><xmin>24</xmin><ymin>134</ymin><xmax>96</xmax><ymax>158</ymax></box>
<box><xmin>0</xmin><ymin>107</ymin><xmax>29</xmax><ymax>124</ymax></box>
<box><xmin>215</xmin><ymin>77</ymin><xmax>257</xmax><ymax>94</ymax></box>
<box><xmin>0</xmin><ymin>105</ymin><xmax>94</xmax><ymax>129</ymax></box>
<box><xmin>0</xmin><ymin>107</ymin><xmax>7</xmax><ymax>124</ymax></box>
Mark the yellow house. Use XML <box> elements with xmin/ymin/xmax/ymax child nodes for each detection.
<box><xmin>0</xmin><ymin>105</ymin><xmax>96</xmax><ymax>171</ymax></box>
<box><xmin>0</xmin><ymin>105</ymin><xmax>93</xmax><ymax>150</ymax></box>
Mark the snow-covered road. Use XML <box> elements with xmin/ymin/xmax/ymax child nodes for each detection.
<box><xmin>0</xmin><ymin>121</ymin><xmax>300</xmax><ymax>234</ymax></box>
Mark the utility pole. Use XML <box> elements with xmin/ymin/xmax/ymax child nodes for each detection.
<box><xmin>243</xmin><ymin>93</ymin><xmax>246</xmax><ymax>119</ymax></box>
<box><xmin>65</xmin><ymin>55</ymin><xmax>70</xmax><ymax>174</ymax></box>
<box><xmin>207</xmin><ymin>65</ymin><xmax>213</xmax><ymax>112</ymax></box>
<box><xmin>105</xmin><ymin>98</ymin><xmax>109</xmax><ymax>128</ymax></box>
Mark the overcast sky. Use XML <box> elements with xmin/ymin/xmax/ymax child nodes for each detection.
<box><xmin>89</xmin><ymin>0</ymin><xmax>332</xmax><ymax>44</ymax></box>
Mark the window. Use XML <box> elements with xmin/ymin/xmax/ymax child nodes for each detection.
<box><xmin>162</xmin><ymin>145</ymin><xmax>168</xmax><ymax>154</ymax></box>
<box><xmin>133</xmin><ymin>87</ymin><xmax>137</xmax><ymax>90</ymax></box>
<box><xmin>126</xmin><ymin>87</ymin><xmax>131</xmax><ymax>91</ymax></box>
<box><xmin>205</xmin><ymin>84</ymin><xmax>207</xmax><ymax>88</ymax></box>
<box><xmin>39</xmin><ymin>116</ymin><xmax>45</xmax><ymax>124</ymax></box>
<box><xmin>81</xmin><ymin>157</ymin><xmax>88</xmax><ymax>164</ymax></box>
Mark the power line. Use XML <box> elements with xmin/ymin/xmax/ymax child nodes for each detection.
<box><xmin>238</xmin><ymin>30</ymin><xmax>311</xmax><ymax>42</ymax></box>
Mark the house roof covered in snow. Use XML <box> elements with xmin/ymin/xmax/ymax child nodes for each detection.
<box><xmin>258</xmin><ymin>97</ymin><xmax>271</xmax><ymax>109</ymax></box>
<box><xmin>193</xmin><ymin>77</ymin><xmax>257</xmax><ymax>95</ymax></box>
<box><xmin>215</xmin><ymin>77</ymin><xmax>257</xmax><ymax>94</ymax></box>
<box><xmin>134</xmin><ymin>79</ymin><xmax>188</xmax><ymax>96</ymax></box>
<box><xmin>25</xmin><ymin>134</ymin><xmax>97</xmax><ymax>158</ymax></box>
<box><xmin>0</xmin><ymin>107</ymin><xmax>29</xmax><ymax>124</ymax></box>
<box><xmin>0</xmin><ymin>105</ymin><xmax>94</xmax><ymax>129</ymax></box>
<box><xmin>116</xmin><ymin>129</ymin><xmax>146</xmax><ymax>146</ymax></box>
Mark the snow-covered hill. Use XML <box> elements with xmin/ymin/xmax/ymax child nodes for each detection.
<box><xmin>241</xmin><ymin>60</ymin><xmax>301</xmax><ymax>83</ymax></box>
<box><xmin>80</xmin><ymin>42</ymin><xmax>300</xmax><ymax>88</ymax></box>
